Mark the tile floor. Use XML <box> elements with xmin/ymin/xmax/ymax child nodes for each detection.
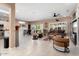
<box><xmin>0</xmin><ymin>28</ymin><xmax>79</xmax><ymax>56</ymax></box>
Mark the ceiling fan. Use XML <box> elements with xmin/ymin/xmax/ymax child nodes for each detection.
<box><xmin>53</xmin><ymin>13</ymin><xmax>60</xmax><ymax>17</ymax></box>
<box><xmin>53</xmin><ymin>13</ymin><xmax>61</xmax><ymax>22</ymax></box>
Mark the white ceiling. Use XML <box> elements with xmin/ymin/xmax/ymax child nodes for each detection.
<box><xmin>16</xmin><ymin>3</ymin><xmax>77</xmax><ymax>21</ymax></box>
<box><xmin>0</xmin><ymin>6</ymin><xmax>9</xmax><ymax>16</ymax></box>
<box><xmin>0</xmin><ymin>3</ymin><xmax>77</xmax><ymax>21</ymax></box>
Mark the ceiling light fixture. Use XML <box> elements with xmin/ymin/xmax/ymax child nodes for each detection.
<box><xmin>19</xmin><ymin>21</ymin><xmax>25</xmax><ymax>24</ymax></box>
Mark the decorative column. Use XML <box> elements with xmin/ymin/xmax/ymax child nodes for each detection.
<box><xmin>66</xmin><ymin>17</ymin><xmax>72</xmax><ymax>39</ymax></box>
<box><xmin>76</xmin><ymin>4</ymin><xmax>79</xmax><ymax>45</ymax></box>
<box><xmin>9</xmin><ymin>3</ymin><xmax>16</xmax><ymax>48</ymax></box>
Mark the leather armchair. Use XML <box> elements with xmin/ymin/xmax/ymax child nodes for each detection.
<box><xmin>53</xmin><ymin>36</ymin><xmax>70</xmax><ymax>53</ymax></box>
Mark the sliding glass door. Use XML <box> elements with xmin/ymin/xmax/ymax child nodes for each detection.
<box><xmin>72</xmin><ymin>20</ymin><xmax>77</xmax><ymax>45</ymax></box>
